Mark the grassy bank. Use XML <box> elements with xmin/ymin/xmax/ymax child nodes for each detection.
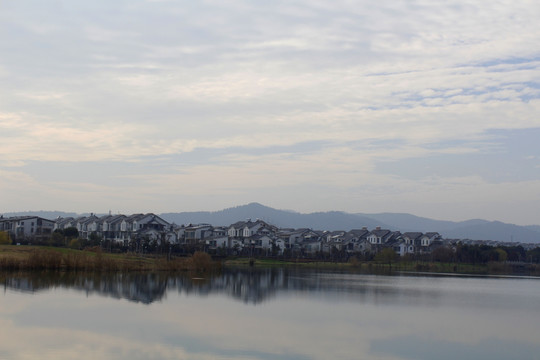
<box><xmin>0</xmin><ymin>245</ymin><xmax>218</xmax><ymax>272</ymax></box>
<box><xmin>2</xmin><ymin>247</ymin><xmax>537</xmax><ymax>276</ymax></box>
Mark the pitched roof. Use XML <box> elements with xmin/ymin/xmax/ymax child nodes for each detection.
<box><xmin>402</xmin><ymin>232</ymin><xmax>423</xmax><ymax>241</ymax></box>
<box><xmin>349</xmin><ymin>229</ymin><xmax>369</xmax><ymax>236</ymax></box>
<box><xmin>229</xmin><ymin>221</ymin><xmax>247</xmax><ymax>229</ymax></box>
<box><xmin>106</xmin><ymin>215</ymin><xmax>126</xmax><ymax>224</ymax></box>
<box><xmin>369</xmin><ymin>229</ymin><xmax>391</xmax><ymax>237</ymax></box>
<box><xmin>56</xmin><ymin>217</ymin><xmax>75</xmax><ymax>226</ymax></box>
<box><xmin>81</xmin><ymin>215</ymin><xmax>99</xmax><ymax>225</ymax></box>
<box><xmin>124</xmin><ymin>214</ymin><xmax>144</xmax><ymax>222</ymax></box>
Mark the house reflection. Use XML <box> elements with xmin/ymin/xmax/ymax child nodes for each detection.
<box><xmin>1</xmin><ymin>268</ymin><xmax>444</xmax><ymax>305</ymax></box>
<box><xmin>2</xmin><ymin>272</ymin><xmax>169</xmax><ymax>304</ymax></box>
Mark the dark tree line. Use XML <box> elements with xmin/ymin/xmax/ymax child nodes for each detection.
<box><xmin>427</xmin><ymin>243</ymin><xmax>539</xmax><ymax>264</ymax></box>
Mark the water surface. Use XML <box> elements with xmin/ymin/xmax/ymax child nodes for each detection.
<box><xmin>1</xmin><ymin>268</ymin><xmax>539</xmax><ymax>360</ymax></box>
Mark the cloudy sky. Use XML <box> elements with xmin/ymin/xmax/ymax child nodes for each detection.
<box><xmin>1</xmin><ymin>0</ymin><xmax>539</xmax><ymax>224</ymax></box>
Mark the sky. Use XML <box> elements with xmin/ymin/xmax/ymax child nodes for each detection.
<box><xmin>1</xmin><ymin>0</ymin><xmax>539</xmax><ymax>225</ymax></box>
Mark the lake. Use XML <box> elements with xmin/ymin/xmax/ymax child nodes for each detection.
<box><xmin>1</xmin><ymin>268</ymin><xmax>539</xmax><ymax>360</ymax></box>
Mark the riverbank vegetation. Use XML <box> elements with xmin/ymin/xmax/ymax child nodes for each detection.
<box><xmin>0</xmin><ymin>245</ymin><xmax>217</xmax><ymax>272</ymax></box>
<box><xmin>1</xmin><ymin>241</ymin><xmax>539</xmax><ymax>276</ymax></box>
<box><xmin>224</xmin><ymin>245</ymin><xmax>540</xmax><ymax>276</ymax></box>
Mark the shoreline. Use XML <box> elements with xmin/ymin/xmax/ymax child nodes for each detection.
<box><xmin>1</xmin><ymin>246</ymin><xmax>538</xmax><ymax>277</ymax></box>
<box><xmin>223</xmin><ymin>257</ymin><xmax>540</xmax><ymax>277</ymax></box>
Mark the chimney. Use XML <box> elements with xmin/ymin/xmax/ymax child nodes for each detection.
<box><xmin>376</xmin><ymin>226</ymin><xmax>381</xmax><ymax>230</ymax></box>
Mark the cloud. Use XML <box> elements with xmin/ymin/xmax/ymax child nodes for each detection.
<box><xmin>1</xmin><ymin>0</ymin><xmax>540</xmax><ymax>221</ymax></box>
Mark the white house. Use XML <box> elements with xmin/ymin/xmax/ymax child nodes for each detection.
<box><xmin>367</xmin><ymin>228</ymin><xmax>391</xmax><ymax>245</ymax></box>
<box><xmin>206</xmin><ymin>235</ymin><xmax>230</xmax><ymax>250</ymax></box>
<box><xmin>0</xmin><ymin>216</ymin><xmax>55</xmax><ymax>241</ymax></box>
<box><xmin>228</xmin><ymin>219</ymin><xmax>275</xmax><ymax>239</ymax></box>
<box><xmin>421</xmin><ymin>232</ymin><xmax>441</xmax><ymax>247</ymax></box>
<box><xmin>185</xmin><ymin>224</ymin><xmax>213</xmax><ymax>244</ymax></box>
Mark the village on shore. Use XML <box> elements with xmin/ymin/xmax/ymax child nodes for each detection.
<box><xmin>1</xmin><ymin>212</ymin><xmax>539</xmax><ymax>261</ymax></box>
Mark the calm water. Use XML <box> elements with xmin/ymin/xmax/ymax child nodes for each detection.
<box><xmin>1</xmin><ymin>268</ymin><xmax>539</xmax><ymax>360</ymax></box>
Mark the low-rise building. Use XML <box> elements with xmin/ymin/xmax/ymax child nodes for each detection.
<box><xmin>0</xmin><ymin>216</ymin><xmax>55</xmax><ymax>241</ymax></box>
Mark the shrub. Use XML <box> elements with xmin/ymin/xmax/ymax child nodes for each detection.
<box><xmin>0</xmin><ymin>231</ymin><xmax>12</xmax><ymax>245</ymax></box>
<box><xmin>190</xmin><ymin>251</ymin><xmax>213</xmax><ymax>272</ymax></box>
<box><xmin>348</xmin><ymin>256</ymin><xmax>361</xmax><ymax>267</ymax></box>
<box><xmin>69</xmin><ymin>238</ymin><xmax>82</xmax><ymax>249</ymax></box>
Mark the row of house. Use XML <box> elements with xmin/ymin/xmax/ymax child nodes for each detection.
<box><xmin>272</xmin><ymin>227</ymin><xmax>442</xmax><ymax>256</ymax></box>
<box><xmin>2</xmin><ymin>213</ymin><xmax>444</xmax><ymax>256</ymax></box>
<box><xmin>54</xmin><ymin>215</ymin><xmax>443</xmax><ymax>256</ymax></box>
<box><xmin>54</xmin><ymin>213</ymin><xmax>177</xmax><ymax>244</ymax></box>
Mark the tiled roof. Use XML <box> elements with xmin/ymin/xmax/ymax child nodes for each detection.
<box><xmin>402</xmin><ymin>232</ymin><xmax>423</xmax><ymax>240</ymax></box>
<box><xmin>370</xmin><ymin>229</ymin><xmax>390</xmax><ymax>237</ymax></box>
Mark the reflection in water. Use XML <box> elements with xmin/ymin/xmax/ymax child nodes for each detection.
<box><xmin>1</xmin><ymin>268</ymin><xmax>448</xmax><ymax>305</ymax></box>
<box><xmin>170</xmin><ymin>268</ymin><xmax>448</xmax><ymax>306</ymax></box>
<box><xmin>3</xmin><ymin>268</ymin><xmax>540</xmax><ymax>307</ymax></box>
<box><xmin>2</xmin><ymin>271</ymin><xmax>169</xmax><ymax>304</ymax></box>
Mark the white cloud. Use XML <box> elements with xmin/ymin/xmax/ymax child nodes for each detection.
<box><xmin>1</xmin><ymin>0</ymin><xmax>540</xmax><ymax>221</ymax></box>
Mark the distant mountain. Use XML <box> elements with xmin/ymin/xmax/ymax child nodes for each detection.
<box><xmin>360</xmin><ymin>213</ymin><xmax>502</xmax><ymax>234</ymax></box>
<box><xmin>160</xmin><ymin>202</ymin><xmax>390</xmax><ymax>231</ymax></box>
<box><xmin>525</xmin><ymin>225</ymin><xmax>540</xmax><ymax>233</ymax></box>
<box><xmin>443</xmin><ymin>221</ymin><xmax>540</xmax><ymax>243</ymax></box>
<box><xmin>359</xmin><ymin>213</ymin><xmax>459</xmax><ymax>232</ymax></box>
